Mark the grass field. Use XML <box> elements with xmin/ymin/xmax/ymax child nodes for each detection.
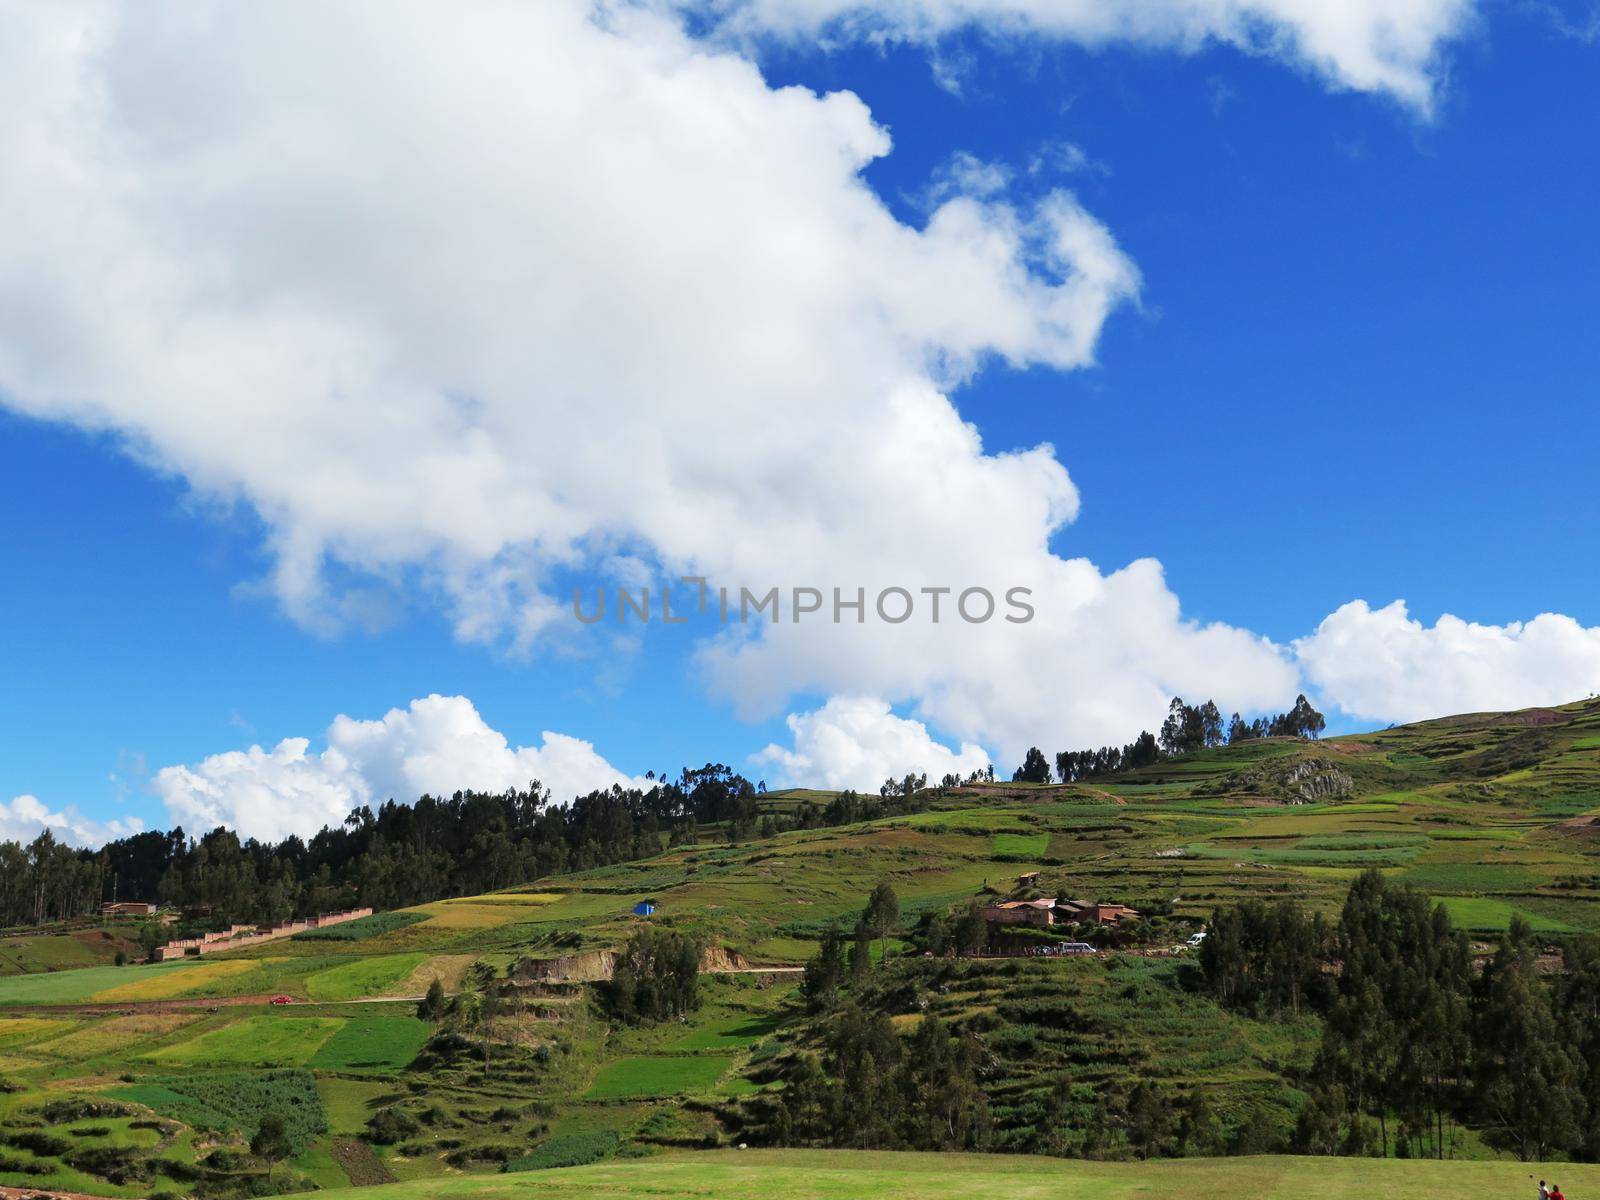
<box><xmin>584</xmin><ymin>1055</ymin><xmax>734</xmax><ymax>1098</ymax></box>
<box><xmin>0</xmin><ymin>960</ymin><xmax>205</xmax><ymax>1005</ymax></box>
<box><xmin>308</xmin><ymin>1015</ymin><xmax>431</xmax><ymax>1071</ymax></box>
<box><xmin>0</xmin><ymin>929</ymin><xmax>136</xmax><ymax>976</ymax></box>
<box><xmin>306</xmin><ymin>953</ymin><xmax>427</xmax><ymax>1001</ymax></box>
<box><xmin>93</xmin><ymin>957</ymin><xmax>263</xmax><ymax>1002</ymax></box>
<box><xmin>316</xmin><ymin>1149</ymin><xmax>1600</xmax><ymax>1200</ymax></box>
<box><xmin>0</xmin><ymin>1017</ymin><xmax>74</xmax><ymax>1048</ymax></box>
<box><xmin>1434</xmin><ymin>896</ymin><xmax>1576</xmax><ymax>932</ymax></box>
<box><xmin>143</xmin><ymin>1014</ymin><xmax>343</xmax><ymax>1067</ymax></box>
<box><xmin>31</xmin><ymin>1011</ymin><xmax>199</xmax><ymax>1059</ymax></box>
<box><xmin>672</xmin><ymin>1014</ymin><xmax>783</xmax><ymax>1050</ymax></box>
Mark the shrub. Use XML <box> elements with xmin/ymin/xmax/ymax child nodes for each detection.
<box><xmin>155</xmin><ymin>1158</ymin><xmax>206</xmax><ymax>1182</ymax></box>
<box><xmin>0</xmin><ymin>1153</ymin><xmax>52</xmax><ymax>1176</ymax></box>
<box><xmin>364</xmin><ymin>1107</ymin><xmax>420</xmax><ymax>1145</ymax></box>
<box><xmin>503</xmin><ymin>1131</ymin><xmax>620</xmax><ymax>1172</ymax></box>
<box><xmin>3</xmin><ymin>1130</ymin><xmax>71</xmax><ymax>1157</ymax></box>
<box><xmin>444</xmin><ymin>1143</ymin><xmax>517</xmax><ymax>1166</ymax></box>
<box><xmin>40</xmin><ymin>1098</ymin><xmax>133</xmax><ymax>1122</ymax></box>
<box><xmin>65</xmin><ymin>1145</ymin><xmax>155</xmax><ymax>1185</ymax></box>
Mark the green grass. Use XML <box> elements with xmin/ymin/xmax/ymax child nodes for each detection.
<box><xmin>0</xmin><ymin>961</ymin><xmax>202</xmax><ymax>1006</ymax></box>
<box><xmin>309</xmin><ymin>1015</ymin><xmax>431</xmax><ymax>1071</ymax></box>
<box><xmin>143</xmin><ymin>1014</ymin><xmax>343</xmax><ymax>1067</ymax></box>
<box><xmin>584</xmin><ymin>1055</ymin><xmax>734</xmax><ymax>1099</ymax></box>
<box><xmin>0</xmin><ymin>930</ymin><xmax>133</xmax><ymax>976</ymax></box>
<box><xmin>306</xmin><ymin>952</ymin><xmax>427</xmax><ymax>1001</ymax></box>
<box><xmin>992</xmin><ymin>832</ymin><xmax>1050</xmax><ymax>857</ymax></box>
<box><xmin>672</xmin><ymin>1014</ymin><xmax>782</xmax><ymax>1050</ymax></box>
<box><xmin>312</xmin><ymin>1149</ymin><xmax>1600</xmax><ymax>1200</ymax></box>
<box><xmin>1433</xmin><ymin>896</ymin><xmax>1576</xmax><ymax>933</ymax></box>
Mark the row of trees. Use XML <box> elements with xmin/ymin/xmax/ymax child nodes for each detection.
<box><xmin>0</xmin><ymin>833</ymin><xmax>104</xmax><ymax>926</ymax></box>
<box><xmin>1013</xmin><ymin>694</ymin><xmax>1328</xmax><ymax>784</ymax></box>
<box><xmin>1202</xmin><ymin>870</ymin><xmax>1600</xmax><ymax>1161</ymax></box>
<box><xmin>1162</xmin><ymin>694</ymin><xmax>1325</xmax><ymax>754</ymax></box>
<box><xmin>0</xmin><ymin>765</ymin><xmax>767</xmax><ymax>929</ymax></box>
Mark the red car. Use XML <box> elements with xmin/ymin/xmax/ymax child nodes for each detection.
<box><xmin>268</xmin><ymin>995</ymin><xmax>294</xmax><ymax>1005</ymax></box>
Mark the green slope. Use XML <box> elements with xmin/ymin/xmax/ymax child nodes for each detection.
<box><xmin>315</xmin><ymin>1148</ymin><xmax>1600</xmax><ymax>1200</ymax></box>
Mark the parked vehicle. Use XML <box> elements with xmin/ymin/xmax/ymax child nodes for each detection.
<box><xmin>268</xmin><ymin>995</ymin><xmax>294</xmax><ymax>1005</ymax></box>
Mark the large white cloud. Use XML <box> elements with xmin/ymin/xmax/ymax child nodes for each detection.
<box><xmin>1295</xmin><ymin>600</ymin><xmax>1600</xmax><ymax>725</ymax></box>
<box><xmin>0</xmin><ymin>1</ymin><xmax>1310</xmax><ymax>768</ymax></box>
<box><xmin>1</xmin><ymin>794</ymin><xmax>143</xmax><ymax>849</ymax></box>
<box><xmin>692</xmin><ymin>0</ymin><xmax>1477</xmax><ymax>112</ymax></box>
<box><xmin>151</xmin><ymin>695</ymin><xmax>648</xmax><ymax>843</ymax></box>
<box><xmin>755</xmin><ymin>696</ymin><xmax>991</xmax><ymax>790</ymax></box>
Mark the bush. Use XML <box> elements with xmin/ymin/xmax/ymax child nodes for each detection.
<box><xmin>3</xmin><ymin>1130</ymin><xmax>71</xmax><ymax>1157</ymax></box>
<box><xmin>503</xmin><ymin>1131</ymin><xmax>620</xmax><ymax>1172</ymax></box>
<box><xmin>65</xmin><ymin>1145</ymin><xmax>155</xmax><ymax>1185</ymax></box>
<box><xmin>155</xmin><ymin>1158</ymin><xmax>206</xmax><ymax>1181</ymax></box>
<box><xmin>40</xmin><ymin>1098</ymin><xmax>133</xmax><ymax>1122</ymax></box>
<box><xmin>364</xmin><ymin>1107</ymin><xmax>420</xmax><ymax>1145</ymax></box>
<box><xmin>0</xmin><ymin>1153</ymin><xmax>53</xmax><ymax>1176</ymax></box>
<box><xmin>444</xmin><ymin>1143</ymin><xmax>517</xmax><ymax>1166</ymax></box>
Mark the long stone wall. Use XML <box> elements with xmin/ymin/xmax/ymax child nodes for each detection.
<box><xmin>151</xmin><ymin>907</ymin><xmax>373</xmax><ymax>961</ymax></box>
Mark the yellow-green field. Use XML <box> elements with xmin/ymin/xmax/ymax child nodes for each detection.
<box><xmin>317</xmin><ymin>1149</ymin><xmax>1600</xmax><ymax>1200</ymax></box>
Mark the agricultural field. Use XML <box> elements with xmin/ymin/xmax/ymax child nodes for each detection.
<box><xmin>584</xmin><ymin>1055</ymin><xmax>734</xmax><ymax>1099</ymax></box>
<box><xmin>142</xmin><ymin>1014</ymin><xmax>345</xmax><ymax>1067</ymax></box>
<box><xmin>0</xmin><ymin>698</ymin><xmax>1598</xmax><ymax>1195</ymax></box>
<box><xmin>317</xmin><ymin>1149</ymin><xmax>1600</xmax><ymax>1200</ymax></box>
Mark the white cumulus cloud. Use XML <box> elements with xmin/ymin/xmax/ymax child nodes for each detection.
<box><xmin>756</xmin><ymin>696</ymin><xmax>992</xmax><ymax>790</ymax></box>
<box><xmin>1</xmin><ymin>794</ymin><xmax>144</xmax><ymax>848</ymax></box>
<box><xmin>1295</xmin><ymin>600</ymin><xmax>1600</xmax><ymax>724</ymax></box>
<box><xmin>152</xmin><ymin>695</ymin><xmax>648</xmax><ymax>843</ymax></box>
<box><xmin>0</xmin><ymin>1</ymin><xmax>1311</xmax><ymax>767</ymax></box>
<box><xmin>693</xmin><ymin>0</ymin><xmax>1478</xmax><ymax>113</ymax></box>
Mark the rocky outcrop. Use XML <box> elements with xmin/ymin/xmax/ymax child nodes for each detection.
<box><xmin>509</xmin><ymin>944</ymin><xmax>753</xmax><ymax>982</ymax></box>
<box><xmin>699</xmin><ymin>946</ymin><xmax>753</xmax><ymax>972</ymax></box>
<box><xmin>1196</xmin><ymin>756</ymin><xmax>1354</xmax><ymax>804</ymax></box>
<box><xmin>510</xmin><ymin>950</ymin><xmax>616</xmax><ymax>983</ymax></box>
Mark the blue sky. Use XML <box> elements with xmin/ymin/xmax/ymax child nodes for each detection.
<box><xmin>2</xmin><ymin>1</ymin><xmax>1598</xmax><ymax>844</ymax></box>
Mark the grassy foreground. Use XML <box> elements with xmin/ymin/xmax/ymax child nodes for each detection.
<box><xmin>319</xmin><ymin>1149</ymin><xmax>1600</xmax><ymax>1200</ymax></box>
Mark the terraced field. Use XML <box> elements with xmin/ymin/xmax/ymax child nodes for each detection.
<box><xmin>0</xmin><ymin>698</ymin><xmax>1597</xmax><ymax>1196</ymax></box>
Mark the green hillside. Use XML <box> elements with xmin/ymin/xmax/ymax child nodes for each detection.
<box><xmin>315</xmin><ymin>1148</ymin><xmax>1600</xmax><ymax>1200</ymax></box>
<box><xmin>1</xmin><ymin>697</ymin><xmax>1599</xmax><ymax>1195</ymax></box>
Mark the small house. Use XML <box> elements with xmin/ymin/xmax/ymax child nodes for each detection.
<box><xmin>102</xmin><ymin>901</ymin><xmax>155</xmax><ymax>918</ymax></box>
<box><xmin>983</xmin><ymin>898</ymin><xmax>1058</xmax><ymax>927</ymax></box>
<box><xmin>632</xmin><ymin>901</ymin><xmax>656</xmax><ymax>917</ymax></box>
